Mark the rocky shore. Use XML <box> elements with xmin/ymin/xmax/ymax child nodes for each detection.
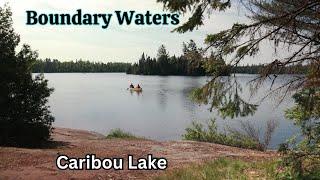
<box><xmin>0</xmin><ymin>128</ymin><xmax>278</xmax><ymax>179</ymax></box>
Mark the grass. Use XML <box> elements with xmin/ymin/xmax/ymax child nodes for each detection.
<box><xmin>154</xmin><ymin>158</ymin><xmax>278</xmax><ymax>180</ymax></box>
<box><xmin>183</xmin><ymin>119</ymin><xmax>264</xmax><ymax>151</ymax></box>
<box><xmin>106</xmin><ymin>128</ymin><xmax>143</xmax><ymax>139</ymax></box>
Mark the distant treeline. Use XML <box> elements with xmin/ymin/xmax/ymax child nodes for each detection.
<box><xmin>33</xmin><ymin>59</ymin><xmax>131</xmax><ymax>73</ymax></box>
<box><xmin>33</xmin><ymin>49</ymin><xmax>308</xmax><ymax>75</ymax></box>
<box><xmin>126</xmin><ymin>42</ymin><xmax>308</xmax><ymax>76</ymax></box>
<box><xmin>126</xmin><ymin>56</ymin><xmax>308</xmax><ymax>76</ymax></box>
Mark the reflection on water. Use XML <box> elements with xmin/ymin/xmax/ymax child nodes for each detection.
<box><xmin>43</xmin><ymin>73</ymin><xmax>300</xmax><ymax>149</ymax></box>
<box><xmin>129</xmin><ymin>90</ymin><xmax>142</xmax><ymax>96</ymax></box>
<box><xmin>157</xmin><ymin>78</ymin><xmax>169</xmax><ymax>110</ymax></box>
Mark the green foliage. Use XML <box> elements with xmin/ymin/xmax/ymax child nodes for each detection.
<box><xmin>204</xmin><ymin>23</ymin><xmax>248</xmax><ymax>58</ymax></box>
<box><xmin>183</xmin><ymin>119</ymin><xmax>264</xmax><ymax>151</ymax></box>
<box><xmin>157</xmin><ymin>45</ymin><xmax>171</xmax><ymax>75</ymax></box>
<box><xmin>0</xmin><ymin>4</ymin><xmax>54</xmax><ymax>147</ymax></box>
<box><xmin>280</xmin><ymin>88</ymin><xmax>320</xmax><ymax>178</ymax></box>
<box><xmin>275</xmin><ymin>150</ymin><xmax>320</xmax><ymax>179</ymax></box>
<box><xmin>154</xmin><ymin>157</ymin><xmax>278</xmax><ymax>180</ymax></box>
<box><xmin>127</xmin><ymin>41</ymin><xmax>210</xmax><ymax>76</ymax></box>
<box><xmin>106</xmin><ymin>129</ymin><xmax>141</xmax><ymax>139</ymax></box>
<box><xmin>203</xmin><ymin>53</ymin><xmax>231</xmax><ymax>76</ymax></box>
<box><xmin>182</xmin><ymin>40</ymin><xmax>207</xmax><ymax>76</ymax></box>
<box><xmin>157</xmin><ymin>44</ymin><xmax>169</xmax><ymax>59</ymax></box>
<box><xmin>285</xmin><ymin>88</ymin><xmax>320</xmax><ymax>147</ymax></box>
<box><xmin>173</xmin><ymin>6</ymin><xmax>204</xmax><ymax>33</ymax></box>
<box><xmin>33</xmin><ymin>59</ymin><xmax>131</xmax><ymax>73</ymax></box>
<box><xmin>157</xmin><ymin>0</ymin><xmax>231</xmax><ymax>33</ymax></box>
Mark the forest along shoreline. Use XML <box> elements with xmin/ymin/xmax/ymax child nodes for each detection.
<box><xmin>0</xmin><ymin>127</ymin><xmax>278</xmax><ymax>179</ymax></box>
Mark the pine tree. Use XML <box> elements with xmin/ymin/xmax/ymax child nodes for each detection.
<box><xmin>0</xmin><ymin>4</ymin><xmax>54</xmax><ymax>147</ymax></box>
<box><xmin>157</xmin><ymin>45</ymin><xmax>170</xmax><ymax>75</ymax></box>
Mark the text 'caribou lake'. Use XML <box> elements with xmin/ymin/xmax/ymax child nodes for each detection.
<box><xmin>56</xmin><ymin>154</ymin><xmax>168</xmax><ymax>170</ymax></box>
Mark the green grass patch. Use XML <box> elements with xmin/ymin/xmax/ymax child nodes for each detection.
<box><xmin>183</xmin><ymin>120</ymin><xmax>264</xmax><ymax>151</ymax></box>
<box><xmin>106</xmin><ymin>128</ymin><xmax>142</xmax><ymax>139</ymax></box>
<box><xmin>154</xmin><ymin>158</ymin><xmax>278</xmax><ymax>180</ymax></box>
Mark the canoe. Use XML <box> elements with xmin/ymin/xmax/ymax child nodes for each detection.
<box><xmin>129</xmin><ymin>88</ymin><xmax>142</xmax><ymax>92</ymax></box>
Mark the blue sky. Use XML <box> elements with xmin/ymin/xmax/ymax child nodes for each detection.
<box><xmin>2</xmin><ymin>0</ymin><xmax>279</xmax><ymax>64</ymax></box>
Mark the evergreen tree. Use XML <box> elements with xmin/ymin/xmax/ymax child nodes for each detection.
<box><xmin>0</xmin><ymin>4</ymin><xmax>54</xmax><ymax>147</ymax></box>
<box><xmin>157</xmin><ymin>0</ymin><xmax>320</xmax><ymax>177</ymax></box>
<box><xmin>182</xmin><ymin>40</ymin><xmax>205</xmax><ymax>76</ymax></box>
<box><xmin>157</xmin><ymin>45</ymin><xmax>170</xmax><ymax>75</ymax></box>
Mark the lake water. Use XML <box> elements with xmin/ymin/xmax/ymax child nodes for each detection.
<box><xmin>43</xmin><ymin>73</ymin><xmax>301</xmax><ymax>149</ymax></box>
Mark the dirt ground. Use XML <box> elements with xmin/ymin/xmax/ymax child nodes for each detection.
<box><xmin>0</xmin><ymin>128</ymin><xmax>278</xmax><ymax>180</ymax></box>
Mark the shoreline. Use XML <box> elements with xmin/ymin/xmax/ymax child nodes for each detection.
<box><xmin>0</xmin><ymin>127</ymin><xmax>279</xmax><ymax>179</ymax></box>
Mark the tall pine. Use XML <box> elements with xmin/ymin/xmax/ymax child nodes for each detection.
<box><xmin>0</xmin><ymin>4</ymin><xmax>54</xmax><ymax>147</ymax></box>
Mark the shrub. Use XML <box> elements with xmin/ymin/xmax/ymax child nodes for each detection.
<box><xmin>183</xmin><ymin>119</ymin><xmax>277</xmax><ymax>151</ymax></box>
<box><xmin>106</xmin><ymin>129</ymin><xmax>141</xmax><ymax>139</ymax></box>
<box><xmin>277</xmin><ymin>88</ymin><xmax>320</xmax><ymax>178</ymax></box>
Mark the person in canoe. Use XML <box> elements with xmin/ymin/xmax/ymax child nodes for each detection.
<box><xmin>136</xmin><ymin>84</ymin><xmax>141</xmax><ymax>89</ymax></box>
<box><xmin>129</xmin><ymin>83</ymin><xmax>134</xmax><ymax>88</ymax></box>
